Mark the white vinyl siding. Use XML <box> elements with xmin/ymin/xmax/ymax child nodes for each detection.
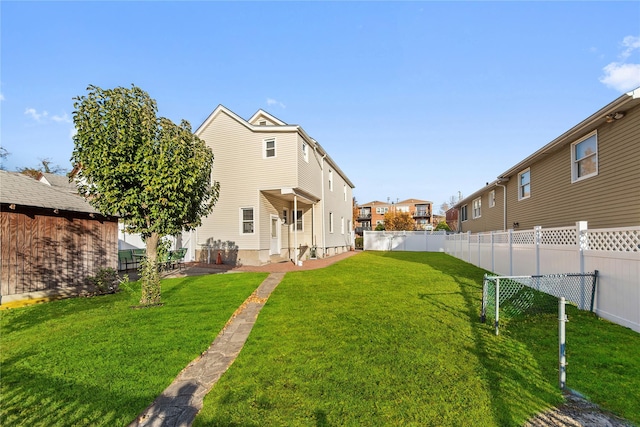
<box><xmin>572</xmin><ymin>131</ymin><xmax>598</xmax><ymax>182</ymax></box>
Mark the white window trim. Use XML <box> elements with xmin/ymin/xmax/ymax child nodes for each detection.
<box><xmin>472</xmin><ymin>197</ymin><xmax>481</xmax><ymax>219</ymax></box>
<box><xmin>341</xmin><ymin>216</ymin><xmax>345</xmax><ymax>234</ymax></box>
<box><xmin>302</xmin><ymin>141</ymin><xmax>309</xmax><ymax>162</ymax></box>
<box><xmin>343</xmin><ymin>184</ymin><xmax>347</xmax><ymax>201</ymax></box>
<box><xmin>264</xmin><ymin>138</ymin><xmax>276</xmax><ymax>159</ymax></box>
<box><xmin>240</xmin><ymin>207</ymin><xmax>255</xmax><ymax>235</ymax></box>
<box><xmin>489</xmin><ymin>190</ymin><xmax>496</xmax><ymax>208</ymax></box>
<box><xmin>571</xmin><ymin>130</ymin><xmax>598</xmax><ymax>183</ymax></box>
<box><xmin>518</xmin><ymin>168</ymin><xmax>531</xmax><ymax>201</ymax></box>
<box><xmin>282</xmin><ymin>208</ymin><xmax>288</xmax><ymax>225</ymax></box>
<box><xmin>328</xmin><ymin>170</ymin><xmax>333</xmax><ymax>191</ymax></box>
<box><xmin>329</xmin><ymin>212</ymin><xmax>334</xmax><ymax>233</ymax></box>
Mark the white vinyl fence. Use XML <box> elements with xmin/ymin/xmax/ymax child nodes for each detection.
<box><xmin>364</xmin><ymin>223</ymin><xmax>640</xmax><ymax>333</ymax></box>
<box><xmin>364</xmin><ymin>230</ymin><xmax>447</xmax><ymax>252</ymax></box>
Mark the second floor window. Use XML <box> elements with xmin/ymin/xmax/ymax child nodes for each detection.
<box><xmin>572</xmin><ymin>131</ymin><xmax>598</xmax><ymax>182</ymax></box>
<box><xmin>329</xmin><ymin>170</ymin><xmax>333</xmax><ymax>191</ymax></box>
<box><xmin>489</xmin><ymin>190</ymin><xmax>496</xmax><ymax>208</ymax></box>
<box><xmin>472</xmin><ymin>197</ymin><xmax>481</xmax><ymax>219</ymax></box>
<box><xmin>264</xmin><ymin>138</ymin><xmax>276</xmax><ymax>158</ymax></box>
<box><xmin>519</xmin><ymin>168</ymin><xmax>531</xmax><ymax>200</ymax></box>
<box><xmin>461</xmin><ymin>205</ymin><xmax>468</xmax><ymax>222</ymax></box>
<box><xmin>302</xmin><ymin>141</ymin><xmax>308</xmax><ymax>162</ymax></box>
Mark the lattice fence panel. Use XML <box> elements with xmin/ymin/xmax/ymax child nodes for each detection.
<box><xmin>480</xmin><ymin>233</ymin><xmax>493</xmax><ymax>244</ymax></box>
<box><xmin>512</xmin><ymin>230</ymin><xmax>535</xmax><ymax>245</ymax></box>
<box><xmin>540</xmin><ymin>227</ymin><xmax>577</xmax><ymax>246</ymax></box>
<box><xmin>493</xmin><ymin>232</ymin><xmax>510</xmax><ymax>244</ymax></box>
<box><xmin>587</xmin><ymin>228</ymin><xmax>640</xmax><ymax>252</ymax></box>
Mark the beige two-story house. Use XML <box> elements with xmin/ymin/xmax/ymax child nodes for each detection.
<box><xmin>190</xmin><ymin>105</ymin><xmax>355</xmax><ymax>266</ymax></box>
<box><xmin>454</xmin><ymin>87</ymin><xmax>640</xmax><ymax>233</ymax></box>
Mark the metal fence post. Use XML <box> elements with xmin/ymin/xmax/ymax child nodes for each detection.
<box><xmin>495</xmin><ymin>278</ymin><xmax>500</xmax><ymax>336</ymax></box>
<box><xmin>559</xmin><ymin>297</ymin><xmax>567</xmax><ymax>389</ymax></box>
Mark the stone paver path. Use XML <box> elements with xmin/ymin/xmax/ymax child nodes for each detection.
<box><xmin>128</xmin><ymin>272</ymin><xmax>285</xmax><ymax>427</ymax></box>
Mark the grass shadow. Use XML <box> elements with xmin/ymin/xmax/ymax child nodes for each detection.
<box><xmin>370</xmin><ymin>251</ymin><xmax>563</xmax><ymax>425</ymax></box>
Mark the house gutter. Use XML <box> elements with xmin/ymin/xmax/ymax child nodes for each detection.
<box><xmin>497</xmin><ymin>88</ymin><xmax>640</xmax><ymax>180</ymax></box>
<box><xmin>495</xmin><ymin>178</ymin><xmax>509</xmax><ymax>231</ymax></box>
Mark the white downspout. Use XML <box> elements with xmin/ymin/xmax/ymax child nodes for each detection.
<box><xmin>496</xmin><ymin>182</ymin><xmax>507</xmax><ymax>231</ymax></box>
<box><xmin>320</xmin><ymin>153</ymin><xmax>327</xmax><ymax>257</ymax></box>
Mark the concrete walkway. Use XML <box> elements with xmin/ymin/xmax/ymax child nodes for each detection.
<box><xmin>128</xmin><ymin>272</ymin><xmax>285</xmax><ymax>427</ymax></box>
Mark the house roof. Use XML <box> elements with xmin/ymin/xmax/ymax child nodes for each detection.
<box><xmin>359</xmin><ymin>200</ymin><xmax>389</xmax><ymax>206</ymax></box>
<box><xmin>397</xmin><ymin>198</ymin><xmax>432</xmax><ymax>205</ymax></box>
<box><xmin>0</xmin><ymin>170</ymin><xmax>101</xmax><ymax>215</ymax></box>
<box><xmin>455</xmin><ymin>87</ymin><xmax>640</xmax><ymax>208</ymax></box>
<box><xmin>248</xmin><ymin>109</ymin><xmax>287</xmax><ymax>126</ymax></box>
<box><xmin>498</xmin><ymin>87</ymin><xmax>640</xmax><ymax>180</ymax></box>
<box><xmin>195</xmin><ymin>104</ymin><xmax>355</xmax><ymax>189</ymax></box>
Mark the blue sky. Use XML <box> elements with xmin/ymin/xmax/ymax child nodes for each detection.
<box><xmin>2</xmin><ymin>1</ymin><xmax>639</xmax><ymax>212</ymax></box>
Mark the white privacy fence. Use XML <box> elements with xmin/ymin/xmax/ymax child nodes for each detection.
<box><xmin>363</xmin><ymin>230</ymin><xmax>447</xmax><ymax>252</ymax></box>
<box><xmin>364</xmin><ymin>223</ymin><xmax>640</xmax><ymax>333</ymax></box>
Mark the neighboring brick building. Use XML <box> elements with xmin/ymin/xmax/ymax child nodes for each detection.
<box><xmin>355</xmin><ymin>198</ymin><xmax>433</xmax><ymax>233</ymax></box>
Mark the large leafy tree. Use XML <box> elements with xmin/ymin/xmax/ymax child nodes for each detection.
<box><xmin>383</xmin><ymin>211</ymin><xmax>415</xmax><ymax>231</ymax></box>
<box><xmin>71</xmin><ymin>85</ymin><xmax>219</xmax><ymax>305</ymax></box>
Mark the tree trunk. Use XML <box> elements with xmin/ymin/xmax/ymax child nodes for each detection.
<box><xmin>140</xmin><ymin>232</ymin><xmax>161</xmax><ymax>305</ymax></box>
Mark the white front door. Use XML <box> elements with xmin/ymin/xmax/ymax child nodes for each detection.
<box><xmin>269</xmin><ymin>215</ymin><xmax>280</xmax><ymax>255</ymax></box>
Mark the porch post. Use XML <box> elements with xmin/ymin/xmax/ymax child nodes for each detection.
<box><xmin>294</xmin><ymin>195</ymin><xmax>298</xmax><ymax>263</ymax></box>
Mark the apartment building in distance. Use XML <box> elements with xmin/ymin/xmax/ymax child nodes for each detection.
<box><xmin>355</xmin><ymin>198</ymin><xmax>433</xmax><ymax>233</ymax></box>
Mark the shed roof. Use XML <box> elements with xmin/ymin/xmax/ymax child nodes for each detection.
<box><xmin>38</xmin><ymin>172</ymin><xmax>78</xmax><ymax>193</ymax></box>
<box><xmin>0</xmin><ymin>170</ymin><xmax>101</xmax><ymax>214</ymax></box>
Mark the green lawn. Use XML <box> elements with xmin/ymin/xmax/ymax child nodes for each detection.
<box><xmin>2</xmin><ymin>252</ymin><xmax>638</xmax><ymax>426</ymax></box>
<box><xmin>195</xmin><ymin>251</ymin><xmax>640</xmax><ymax>426</ymax></box>
<box><xmin>0</xmin><ymin>272</ymin><xmax>267</xmax><ymax>426</ymax></box>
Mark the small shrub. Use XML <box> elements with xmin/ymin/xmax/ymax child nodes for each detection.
<box><xmin>87</xmin><ymin>267</ymin><xmax>124</xmax><ymax>295</ymax></box>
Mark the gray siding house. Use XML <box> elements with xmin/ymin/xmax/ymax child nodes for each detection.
<box><xmin>189</xmin><ymin>105</ymin><xmax>355</xmax><ymax>266</ymax></box>
<box><xmin>455</xmin><ymin>87</ymin><xmax>640</xmax><ymax>233</ymax></box>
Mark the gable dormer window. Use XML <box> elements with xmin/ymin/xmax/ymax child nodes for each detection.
<box><xmin>264</xmin><ymin>138</ymin><xmax>276</xmax><ymax>158</ymax></box>
<box><xmin>259</xmin><ymin>120</ymin><xmax>267</xmax><ymax>126</ymax></box>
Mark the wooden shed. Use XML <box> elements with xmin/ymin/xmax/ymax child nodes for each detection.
<box><xmin>1</xmin><ymin>171</ymin><xmax>118</xmax><ymax>303</ymax></box>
